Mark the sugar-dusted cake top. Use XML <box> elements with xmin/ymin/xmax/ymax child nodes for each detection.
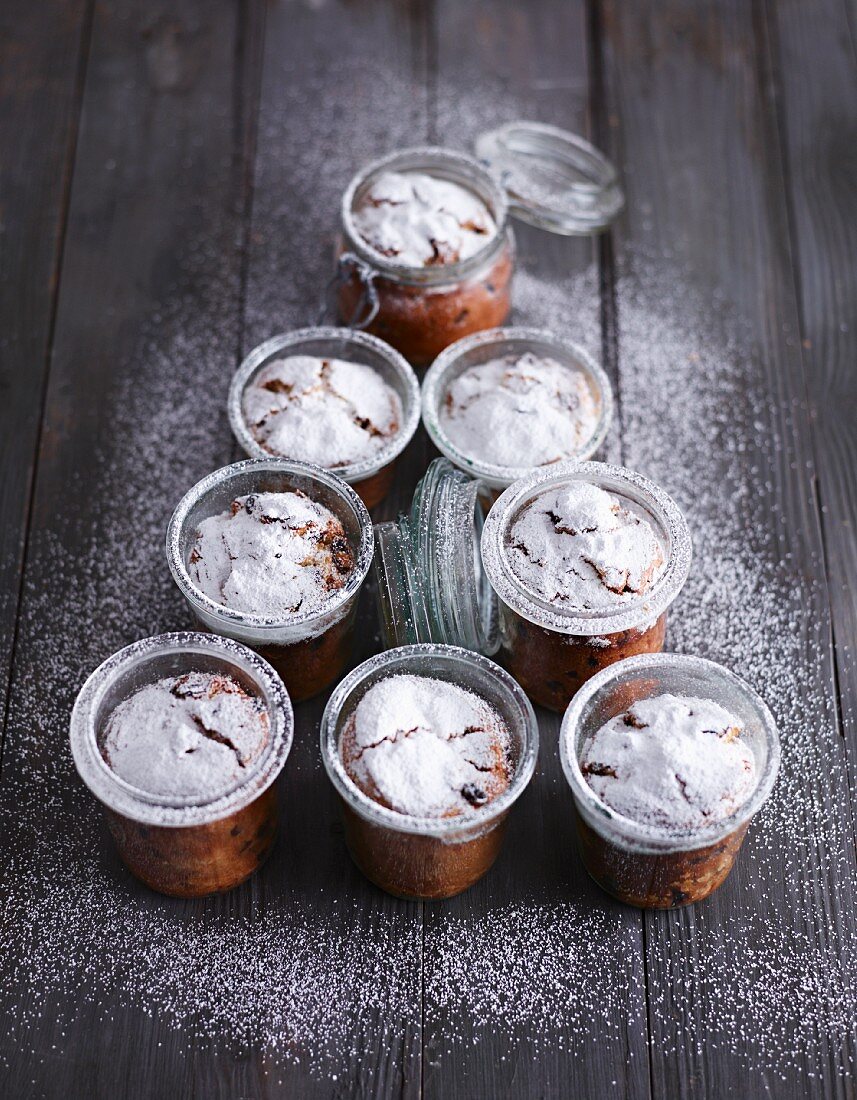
<box><xmin>242</xmin><ymin>355</ymin><xmax>402</xmax><ymax>468</ymax></box>
<box><xmin>353</xmin><ymin>171</ymin><xmax>497</xmax><ymax>267</ymax></box>
<box><xmin>340</xmin><ymin>674</ymin><xmax>510</xmax><ymax>818</ymax></box>
<box><xmin>506</xmin><ymin>480</ymin><xmax>665</xmax><ymax>610</ymax></box>
<box><xmin>101</xmin><ymin>671</ymin><xmax>269</xmax><ymax>799</ymax></box>
<box><xmin>189</xmin><ymin>490</ymin><xmax>354</xmax><ymax>619</ymax></box>
<box><xmin>580</xmin><ymin>693</ymin><xmax>756</xmax><ymax>830</ymax></box>
<box><xmin>439</xmin><ymin>352</ymin><xmax>599</xmax><ymax>469</ymax></box>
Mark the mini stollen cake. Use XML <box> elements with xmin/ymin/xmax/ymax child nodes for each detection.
<box><xmin>439</xmin><ymin>352</ymin><xmax>599</xmax><ymax>471</ymax></box>
<box><xmin>101</xmin><ymin>671</ymin><xmax>269</xmax><ymax>800</ymax></box>
<box><xmin>580</xmin><ymin>694</ymin><xmax>756</xmax><ymax>831</ymax></box>
<box><xmin>340</xmin><ymin>674</ymin><xmax>511</xmax><ymax>818</ymax></box>
<box><xmin>338</xmin><ymin>673</ymin><xmax>514</xmax><ymax>899</ymax></box>
<box><xmin>481</xmin><ymin>464</ymin><xmax>690</xmax><ymax>713</ymax></box>
<box><xmin>187</xmin><ymin>489</ymin><xmax>357</xmax><ymax>701</ymax></box>
<box><xmin>189</xmin><ymin>491</ymin><xmax>354</xmax><ymax>620</ymax></box>
<box><xmin>241</xmin><ymin>355</ymin><xmax>403</xmax><ymax>470</ymax></box>
<box><xmin>353</xmin><ymin>171</ymin><xmax>498</xmax><ymax>267</ymax></box>
<box><xmin>507</xmin><ymin>480</ymin><xmax>665</xmax><ymax>610</ymax></box>
<box><xmin>572</xmin><ymin>691</ymin><xmax>762</xmax><ymax>908</ymax></box>
<box><xmin>91</xmin><ymin>662</ymin><xmax>281</xmax><ymax>897</ymax></box>
<box><xmin>338</xmin><ymin>153</ymin><xmax>513</xmax><ymax>365</ymax></box>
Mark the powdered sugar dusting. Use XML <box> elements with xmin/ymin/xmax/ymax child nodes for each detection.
<box><xmin>341</xmin><ymin>674</ymin><xmax>510</xmax><ymax>817</ymax></box>
<box><xmin>439</xmin><ymin>353</ymin><xmax>599</xmax><ymax>469</ymax></box>
<box><xmin>580</xmin><ymin>693</ymin><xmax>755</xmax><ymax>830</ymax></box>
<box><xmin>102</xmin><ymin>672</ymin><xmax>269</xmax><ymax>799</ymax></box>
<box><xmin>0</xmin><ymin>166</ymin><xmax>853</xmax><ymax>1090</ymax></box>
<box><xmin>242</xmin><ymin>355</ymin><xmax>402</xmax><ymax>467</ymax></box>
<box><xmin>353</xmin><ymin>171</ymin><xmax>497</xmax><ymax>267</ymax></box>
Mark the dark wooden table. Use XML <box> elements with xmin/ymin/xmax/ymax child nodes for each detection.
<box><xmin>2</xmin><ymin>1</ymin><xmax>856</xmax><ymax>1097</ymax></box>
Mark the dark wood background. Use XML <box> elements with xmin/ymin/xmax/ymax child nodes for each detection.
<box><xmin>1</xmin><ymin>1</ymin><xmax>856</xmax><ymax>1097</ymax></box>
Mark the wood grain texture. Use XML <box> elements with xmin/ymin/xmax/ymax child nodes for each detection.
<box><xmin>598</xmin><ymin>0</ymin><xmax>857</xmax><ymax>1094</ymax></box>
<box><xmin>236</xmin><ymin>0</ymin><xmax>433</xmax><ymax>1095</ymax></box>
<box><xmin>422</xmin><ymin>3</ymin><xmax>651</xmax><ymax>1098</ymax></box>
<box><xmin>0</xmin><ymin>0</ymin><xmax>258</xmax><ymax>1095</ymax></box>
<box><xmin>0</xmin><ymin>0</ymin><xmax>92</xmax><ymax>755</ymax></box>
<box><xmin>768</xmin><ymin>0</ymin><xmax>857</xmax><ymax>768</ymax></box>
<box><xmin>1</xmin><ymin>1</ymin><xmax>856</xmax><ymax>1096</ymax></box>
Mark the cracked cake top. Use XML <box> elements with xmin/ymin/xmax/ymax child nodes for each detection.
<box><xmin>241</xmin><ymin>355</ymin><xmax>403</xmax><ymax>468</ymax></box>
<box><xmin>100</xmin><ymin>671</ymin><xmax>270</xmax><ymax>799</ymax></box>
<box><xmin>340</xmin><ymin>674</ymin><xmax>510</xmax><ymax>818</ymax></box>
<box><xmin>188</xmin><ymin>490</ymin><xmax>355</xmax><ymax>619</ymax></box>
<box><xmin>580</xmin><ymin>693</ymin><xmax>756</xmax><ymax>830</ymax></box>
<box><xmin>505</xmin><ymin>480</ymin><xmax>666</xmax><ymax>610</ymax></box>
<box><xmin>352</xmin><ymin>171</ymin><xmax>497</xmax><ymax>267</ymax></box>
<box><xmin>439</xmin><ymin>352</ymin><xmax>599</xmax><ymax>469</ymax></box>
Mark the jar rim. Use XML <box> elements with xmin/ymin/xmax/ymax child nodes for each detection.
<box><xmin>166</xmin><ymin>458</ymin><xmax>374</xmax><ymax>632</ymax></box>
<box><xmin>558</xmin><ymin>653</ymin><xmax>781</xmax><ymax>853</ymax></box>
<box><xmin>69</xmin><ymin>632</ymin><xmax>294</xmax><ymax>827</ymax></box>
<box><xmin>421</xmin><ymin>327</ymin><xmax>614</xmax><ymax>488</ymax></box>
<box><xmin>228</xmin><ymin>327</ymin><xmax>421</xmax><ymax>482</ymax></box>
<box><xmin>319</xmin><ymin>643</ymin><xmax>539</xmax><ymax>837</ymax></box>
<box><xmin>340</xmin><ymin>146</ymin><xmax>510</xmax><ymax>284</ymax></box>
<box><xmin>480</xmin><ymin>460</ymin><xmax>692</xmax><ymax>636</ymax></box>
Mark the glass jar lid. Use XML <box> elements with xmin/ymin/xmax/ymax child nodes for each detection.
<box><xmin>373</xmin><ymin>458</ymin><xmax>498</xmax><ymax>654</ymax></box>
<box><xmin>475</xmin><ymin>120</ymin><xmax>624</xmax><ymax>235</ymax></box>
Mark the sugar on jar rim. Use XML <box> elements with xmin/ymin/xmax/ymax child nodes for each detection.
<box><xmin>421</xmin><ymin>327</ymin><xmax>614</xmax><ymax>490</ymax></box>
<box><xmin>228</xmin><ymin>327</ymin><xmax>421</xmax><ymax>483</ymax></box>
<box><xmin>69</xmin><ymin>632</ymin><xmax>294</xmax><ymax>828</ymax></box>
<box><xmin>340</xmin><ymin>146</ymin><xmax>511</xmax><ymax>285</ymax></box>
<box><xmin>166</xmin><ymin>458</ymin><xmax>374</xmax><ymax>637</ymax></box>
<box><xmin>559</xmin><ymin>652</ymin><xmax>781</xmax><ymax>854</ymax></box>
<box><xmin>319</xmin><ymin>643</ymin><xmax>539</xmax><ymax>839</ymax></box>
<box><xmin>480</xmin><ymin>459</ymin><xmax>692</xmax><ymax>636</ymax></box>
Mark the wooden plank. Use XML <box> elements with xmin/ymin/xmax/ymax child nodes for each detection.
<box><xmin>767</xmin><ymin>0</ymin><xmax>857</xmax><ymax>785</ymax></box>
<box><xmin>422</xmin><ymin>3</ymin><xmax>651</xmax><ymax>1098</ymax></box>
<box><xmin>217</xmin><ymin>1</ymin><xmax>434</xmax><ymax>1096</ymax></box>
<box><xmin>0</xmin><ymin>0</ymin><xmax>92</xmax><ymax>750</ymax></box>
<box><xmin>0</xmin><ymin>1</ymin><xmax>261</xmax><ymax>1096</ymax></box>
<box><xmin>598</xmin><ymin>0</ymin><xmax>857</xmax><ymax>1094</ymax></box>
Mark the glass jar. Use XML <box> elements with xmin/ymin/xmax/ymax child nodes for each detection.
<box><xmin>336</xmin><ymin>123</ymin><xmax>624</xmax><ymax>366</ymax></box>
<box><xmin>373</xmin><ymin>458</ymin><xmax>690</xmax><ymax>713</ymax></box>
<box><xmin>319</xmin><ymin>643</ymin><xmax>538</xmax><ymax>899</ymax></box>
<box><xmin>421</xmin><ymin>326</ymin><xmax>613</xmax><ymax>501</ymax></box>
<box><xmin>559</xmin><ymin>653</ymin><xmax>780</xmax><ymax>908</ymax></box>
<box><xmin>481</xmin><ymin>462</ymin><xmax>692</xmax><ymax>712</ymax></box>
<box><xmin>69</xmin><ymin>632</ymin><xmax>293</xmax><ymax>898</ymax></box>
<box><xmin>228</xmin><ymin>327</ymin><xmax>420</xmax><ymax>510</ymax></box>
<box><xmin>373</xmin><ymin>458</ymin><xmax>498</xmax><ymax>654</ymax></box>
<box><xmin>166</xmin><ymin>458</ymin><xmax>374</xmax><ymax>703</ymax></box>
<box><xmin>337</xmin><ymin>147</ymin><xmax>514</xmax><ymax>367</ymax></box>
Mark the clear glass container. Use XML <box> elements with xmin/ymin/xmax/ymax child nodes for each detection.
<box><xmin>336</xmin><ymin>123</ymin><xmax>624</xmax><ymax>366</ymax></box>
<box><xmin>338</xmin><ymin>146</ymin><xmax>514</xmax><ymax>367</ymax></box>
<box><xmin>228</xmin><ymin>327</ymin><xmax>420</xmax><ymax>509</ymax></box>
<box><xmin>320</xmin><ymin>643</ymin><xmax>538</xmax><ymax>899</ymax></box>
<box><xmin>373</xmin><ymin>458</ymin><xmax>498</xmax><ymax>654</ymax></box>
<box><xmin>166</xmin><ymin>458</ymin><xmax>374</xmax><ymax>703</ymax></box>
<box><xmin>559</xmin><ymin>653</ymin><xmax>780</xmax><ymax>908</ymax></box>
<box><xmin>481</xmin><ymin>461</ymin><xmax>692</xmax><ymax>713</ymax></box>
<box><xmin>69</xmin><ymin>632</ymin><xmax>294</xmax><ymax>898</ymax></box>
<box><xmin>373</xmin><ymin>458</ymin><xmax>690</xmax><ymax>713</ymax></box>
<box><xmin>421</xmin><ymin>327</ymin><xmax>613</xmax><ymax>497</ymax></box>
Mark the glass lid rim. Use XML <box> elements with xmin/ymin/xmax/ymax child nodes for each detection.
<box><xmin>480</xmin><ymin>459</ymin><xmax>693</xmax><ymax>636</ymax></box>
<box><xmin>474</xmin><ymin>119</ymin><xmax>625</xmax><ymax>232</ymax></box>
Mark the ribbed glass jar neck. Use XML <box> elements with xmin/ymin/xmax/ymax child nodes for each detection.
<box><xmin>373</xmin><ymin>459</ymin><xmax>498</xmax><ymax>654</ymax></box>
